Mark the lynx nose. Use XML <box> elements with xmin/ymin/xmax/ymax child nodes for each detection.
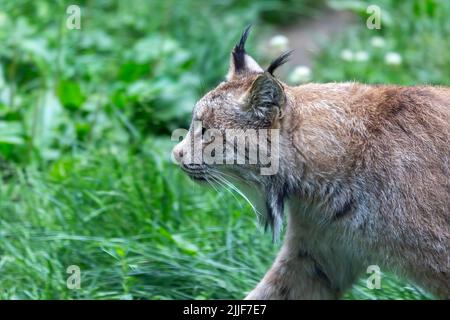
<box><xmin>172</xmin><ymin>144</ymin><xmax>184</xmax><ymax>164</ymax></box>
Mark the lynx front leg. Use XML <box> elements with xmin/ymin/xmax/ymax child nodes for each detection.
<box><xmin>245</xmin><ymin>244</ymin><xmax>340</xmax><ymax>300</ymax></box>
<box><xmin>245</xmin><ymin>211</ymin><xmax>346</xmax><ymax>300</ymax></box>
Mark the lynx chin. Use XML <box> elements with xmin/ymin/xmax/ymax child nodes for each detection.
<box><xmin>172</xmin><ymin>26</ymin><xmax>450</xmax><ymax>299</ymax></box>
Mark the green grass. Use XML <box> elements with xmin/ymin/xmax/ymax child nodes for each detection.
<box><xmin>0</xmin><ymin>0</ymin><xmax>447</xmax><ymax>299</ymax></box>
<box><xmin>0</xmin><ymin>140</ymin><xmax>273</xmax><ymax>299</ymax></box>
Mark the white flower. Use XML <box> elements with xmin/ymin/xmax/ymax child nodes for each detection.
<box><xmin>354</xmin><ymin>51</ymin><xmax>370</xmax><ymax>62</ymax></box>
<box><xmin>385</xmin><ymin>52</ymin><xmax>402</xmax><ymax>65</ymax></box>
<box><xmin>340</xmin><ymin>49</ymin><xmax>354</xmax><ymax>61</ymax></box>
<box><xmin>288</xmin><ymin>66</ymin><xmax>311</xmax><ymax>84</ymax></box>
<box><xmin>370</xmin><ymin>36</ymin><xmax>386</xmax><ymax>48</ymax></box>
<box><xmin>269</xmin><ymin>35</ymin><xmax>290</xmax><ymax>54</ymax></box>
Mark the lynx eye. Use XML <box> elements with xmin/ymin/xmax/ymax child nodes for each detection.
<box><xmin>202</xmin><ymin>126</ymin><xmax>216</xmax><ymax>144</ymax></box>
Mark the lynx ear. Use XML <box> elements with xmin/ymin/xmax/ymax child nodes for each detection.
<box><xmin>245</xmin><ymin>72</ymin><xmax>285</xmax><ymax>124</ymax></box>
<box><xmin>243</xmin><ymin>50</ymin><xmax>292</xmax><ymax>122</ymax></box>
<box><xmin>227</xmin><ymin>26</ymin><xmax>263</xmax><ymax>80</ymax></box>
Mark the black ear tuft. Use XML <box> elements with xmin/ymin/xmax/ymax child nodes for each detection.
<box><xmin>266</xmin><ymin>50</ymin><xmax>294</xmax><ymax>75</ymax></box>
<box><xmin>232</xmin><ymin>25</ymin><xmax>252</xmax><ymax>72</ymax></box>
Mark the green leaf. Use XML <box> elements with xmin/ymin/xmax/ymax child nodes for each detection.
<box><xmin>56</xmin><ymin>80</ymin><xmax>85</xmax><ymax>111</ymax></box>
<box><xmin>171</xmin><ymin>234</ymin><xmax>199</xmax><ymax>256</ymax></box>
<box><xmin>118</xmin><ymin>62</ymin><xmax>149</xmax><ymax>83</ymax></box>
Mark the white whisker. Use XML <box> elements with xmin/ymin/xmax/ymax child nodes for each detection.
<box><xmin>209</xmin><ymin>169</ymin><xmax>258</xmax><ymax>214</ymax></box>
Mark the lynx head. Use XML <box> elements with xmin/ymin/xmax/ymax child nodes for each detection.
<box><xmin>172</xmin><ymin>26</ymin><xmax>292</xmax><ymax>235</ymax></box>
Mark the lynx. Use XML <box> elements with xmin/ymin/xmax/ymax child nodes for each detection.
<box><xmin>172</xmin><ymin>27</ymin><xmax>450</xmax><ymax>299</ymax></box>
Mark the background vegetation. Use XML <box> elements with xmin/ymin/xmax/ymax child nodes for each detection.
<box><xmin>0</xmin><ymin>0</ymin><xmax>447</xmax><ymax>299</ymax></box>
